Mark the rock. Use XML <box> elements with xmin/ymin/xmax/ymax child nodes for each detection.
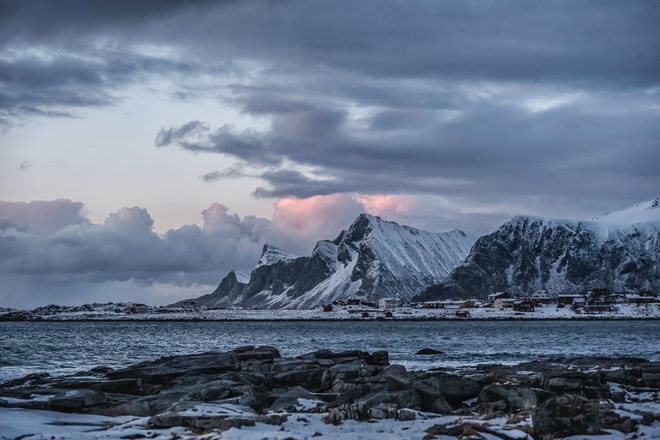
<box><xmin>306</xmin><ymin>349</ymin><xmax>388</xmax><ymax>367</ymax></box>
<box><xmin>113</xmin><ymin>390</ymin><xmax>190</xmax><ymax>416</ymax></box>
<box><xmin>424</xmin><ymin>373</ymin><xmax>481</xmax><ymax>404</ymax></box>
<box><xmin>236</xmin><ymin>345</ymin><xmax>280</xmax><ymax>361</ymax></box>
<box><xmin>269</xmin><ymin>386</ymin><xmax>321</xmax><ymax>412</ymax></box>
<box><xmin>336</xmin><ymin>384</ymin><xmax>370</xmax><ymax>405</ymax></box>
<box><xmin>415</xmin><ymin>348</ymin><xmax>444</xmax><ymax>355</ymax></box>
<box><xmin>412</xmin><ymin>381</ymin><xmax>452</xmax><ymax>413</ymax></box>
<box><xmin>382</xmin><ymin>365</ymin><xmax>411</xmax><ymax>391</ymax></box>
<box><xmin>546</xmin><ymin>376</ymin><xmax>585</xmax><ymax>392</ymax></box>
<box><xmin>1</xmin><ymin>372</ymin><xmax>51</xmax><ymax>388</ymax></box>
<box><xmin>326</xmin><ymin>362</ymin><xmax>366</xmax><ymax>384</ymax></box>
<box><xmin>479</xmin><ymin>385</ymin><xmax>538</xmax><ymax>412</ymax></box>
<box><xmin>545</xmin><ymin>370</ymin><xmax>611</xmax><ymax>399</ymax></box>
<box><xmin>398</xmin><ymin>408</ymin><xmax>416</xmax><ymax>421</ymax></box>
<box><xmin>369</xmin><ymin>407</ymin><xmax>388</xmax><ymax>419</ymax></box>
<box><xmin>532</xmin><ymin>394</ymin><xmax>602</xmax><ymax>438</ymax></box>
<box><xmin>369</xmin><ymin>351</ymin><xmax>389</xmax><ymax>366</ymax></box>
<box><xmin>362</xmin><ymin>388</ymin><xmax>421</xmax><ymax>412</ymax></box>
<box><xmin>188</xmin><ymin>379</ymin><xmax>236</xmax><ymax>402</ymax></box>
<box><xmin>47</xmin><ymin>389</ymin><xmax>108</xmax><ymax>411</ymax></box>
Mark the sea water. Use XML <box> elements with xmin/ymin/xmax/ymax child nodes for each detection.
<box><xmin>1</xmin><ymin>320</ymin><xmax>659</xmax><ymax>382</ymax></box>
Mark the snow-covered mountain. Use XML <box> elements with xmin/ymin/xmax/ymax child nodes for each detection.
<box><xmin>416</xmin><ymin>198</ymin><xmax>660</xmax><ymax>300</ymax></box>
<box><xmin>175</xmin><ymin>214</ymin><xmax>473</xmax><ymax>309</ymax></box>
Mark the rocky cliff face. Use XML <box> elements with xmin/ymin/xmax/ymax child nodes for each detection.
<box><xmin>416</xmin><ymin>198</ymin><xmax>660</xmax><ymax>300</ymax></box>
<box><xmin>177</xmin><ymin>214</ymin><xmax>473</xmax><ymax>309</ymax></box>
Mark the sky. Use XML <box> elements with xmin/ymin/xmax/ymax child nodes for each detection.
<box><xmin>1</xmin><ymin>0</ymin><xmax>659</xmax><ymax>309</ymax></box>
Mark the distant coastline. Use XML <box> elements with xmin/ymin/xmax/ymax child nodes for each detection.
<box><xmin>2</xmin><ymin>306</ymin><xmax>658</xmax><ymax>323</ymax></box>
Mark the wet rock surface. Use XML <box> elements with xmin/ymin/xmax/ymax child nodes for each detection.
<box><xmin>1</xmin><ymin>347</ymin><xmax>659</xmax><ymax>438</ymax></box>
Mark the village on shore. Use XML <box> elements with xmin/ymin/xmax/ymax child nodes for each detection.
<box><xmin>1</xmin><ymin>289</ymin><xmax>658</xmax><ymax>321</ymax></box>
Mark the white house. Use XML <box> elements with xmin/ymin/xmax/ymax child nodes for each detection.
<box><xmin>378</xmin><ymin>298</ymin><xmax>400</xmax><ymax>310</ymax></box>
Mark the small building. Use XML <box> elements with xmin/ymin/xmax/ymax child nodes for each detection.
<box><xmin>378</xmin><ymin>297</ymin><xmax>400</xmax><ymax>311</ymax></box>
<box><xmin>531</xmin><ymin>290</ymin><xmax>553</xmax><ymax>304</ymax></box>
<box><xmin>572</xmin><ymin>297</ymin><xmax>587</xmax><ymax>310</ymax></box>
<box><xmin>129</xmin><ymin>304</ymin><xmax>150</xmax><ymax>314</ymax></box>
<box><xmin>494</xmin><ymin>298</ymin><xmax>516</xmax><ymax>309</ymax></box>
<box><xmin>422</xmin><ymin>301</ymin><xmax>445</xmax><ymax>309</ymax></box>
<box><xmin>488</xmin><ymin>292</ymin><xmax>511</xmax><ymax>305</ymax></box>
<box><xmin>625</xmin><ymin>294</ymin><xmax>657</xmax><ymax>304</ymax></box>
<box><xmin>323</xmin><ymin>304</ymin><xmax>334</xmax><ymax>312</ymax></box>
<box><xmin>513</xmin><ymin>299</ymin><xmax>535</xmax><ymax>312</ymax></box>
<box><xmin>557</xmin><ymin>294</ymin><xmax>586</xmax><ymax>306</ymax></box>
<box><xmin>455</xmin><ymin>310</ymin><xmax>470</xmax><ymax>318</ymax></box>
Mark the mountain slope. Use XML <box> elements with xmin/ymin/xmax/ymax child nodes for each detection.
<box><xmin>416</xmin><ymin>198</ymin><xmax>660</xmax><ymax>300</ymax></box>
<box><xmin>177</xmin><ymin>214</ymin><xmax>474</xmax><ymax>309</ymax></box>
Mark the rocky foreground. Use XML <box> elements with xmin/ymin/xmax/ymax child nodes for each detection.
<box><xmin>1</xmin><ymin>347</ymin><xmax>659</xmax><ymax>439</ymax></box>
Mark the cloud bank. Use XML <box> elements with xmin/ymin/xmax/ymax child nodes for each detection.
<box><xmin>0</xmin><ymin>197</ymin><xmax>377</xmax><ymax>308</ymax></box>
<box><xmin>2</xmin><ymin>0</ymin><xmax>657</xmax><ymax>213</ymax></box>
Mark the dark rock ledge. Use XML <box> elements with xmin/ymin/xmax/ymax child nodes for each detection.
<box><xmin>1</xmin><ymin>347</ymin><xmax>659</xmax><ymax>439</ymax></box>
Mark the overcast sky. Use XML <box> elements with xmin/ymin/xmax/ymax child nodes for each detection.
<box><xmin>1</xmin><ymin>0</ymin><xmax>658</xmax><ymax>308</ymax></box>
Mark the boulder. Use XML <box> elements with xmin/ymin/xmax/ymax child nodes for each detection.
<box><xmin>478</xmin><ymin>385</ymin><xmax>538</xmax><ymax>412</ymax></box>
<box><xmin>532</xmin><ymin>394</ymin><xmax>602</xmax><ymax>438</ymax></box>
<box><xmin>269</xmin><ymin>386</ymin><xmax>321</xmax><ymax>412</ymax></box>
<box><xmin>188</xmin><ymin>379</ymin><xmax>237</xmax><ymax>402</ymax></box>
<box><xmin>382</xmin><ymin>364</ymin><xmax>411</xmax><ymax>391</ymax></box>
<box><xmin>412</xmin><ymin>381</ymin><xmax>452</xmax><ymax>413</ymax></box>
<box><xmin>336</xmin><ymin>384</ymin><xmax>371</xmax><ymax>405</ymax></box>
<box><xmin>47</xmin><ymin>389</ymin><xmax>107</xmax><ymax>411</ymax></box>
<box><xmin>362</xmin><ymin>388</ymin><xmax>421</xmax><ymax>411</ymax></box>
<box><xmin>415</xmin><ymin>348</ymin><xmax>444</xmax><ymax>355</ymax></box>
<box><xmin>425</xmin><ymin>373</ymin><xmax>481</xmax><ymax>403</ymax></box>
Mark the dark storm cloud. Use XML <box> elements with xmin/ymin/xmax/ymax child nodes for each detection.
<box><xmin>157</xmin><ymin>93</ymin><xmax>660</xmax><ymax>203</ymax></box>
<box><xmin>0</xmin><ymin>49</ymin><xmax>196</xmax><ymax>127</ymax></box>
<box><xmin>2</xmin><ymin>0</ymin><xmax>659</xmax><ymax>215</ymax></box>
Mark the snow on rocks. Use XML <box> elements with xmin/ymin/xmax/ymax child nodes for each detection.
<box><xmin>1</xmin><ymin>347</ymin><xmax>659</xmax><ymax>439</ymax></box>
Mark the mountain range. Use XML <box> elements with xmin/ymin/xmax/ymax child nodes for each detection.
<box><xmin>173</xmin><ymin>213</ymin><xmax>473</xmax><ymax>309</ymax></box>
<box><xmin>173</xmin><ymin>198</ymin><xmax>659</xmax><ymax>309</ymax></box>
<box><xmin>416</xmin><ymin>197</ymin><xmax>660</xmax><ymax>301</ymax></box>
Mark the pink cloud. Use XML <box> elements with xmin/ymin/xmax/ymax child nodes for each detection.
<box><xmin>353</xmin><ymin>194</ymin><xmax>414</xmax><ymax>218</ymax></box>
<box><xmin>269</xmin><ymin>194</ymin><xmax>363</xmax><ymax>252</ymax></box>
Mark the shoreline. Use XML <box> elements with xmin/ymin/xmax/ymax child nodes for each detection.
<box><xmin>2</xmin><ymin>316</ymin><xmax>660</xmax><ymax>322</ymax></box>
<box><xmin>3</xmin><ymin>302</ymin><xmax>658</xmax><ymax>322</ymax></box>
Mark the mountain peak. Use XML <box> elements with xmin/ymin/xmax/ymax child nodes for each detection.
<box><xmin>191</xmin><ymin>215</ymin><xmax>473</xmax><ymax>309</ymax></box>
<box><xmin>257</xmin><ymin>243</ymin><xmax>296</xmax><ymax>267</ymax></box>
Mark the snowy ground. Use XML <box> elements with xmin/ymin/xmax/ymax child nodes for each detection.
<box><xmin>2</xmin><ymin>394</ymin><xmax>658</xmax><ymax>440</ymax></box>
<box><xmin>5</xmin><ymin>302</ymin><xmax>658</xmax><ymax>321</ymax></box>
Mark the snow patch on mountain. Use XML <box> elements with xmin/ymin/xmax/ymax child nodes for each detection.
<box><xmin>594</xmin><ymin>197</ymin><xmax>660</xmax><ymax>225</ymax></box>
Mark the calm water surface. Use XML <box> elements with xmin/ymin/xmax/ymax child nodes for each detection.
<box><xmin>1</xmin><ymin>320</ymin><xmax>658</xmax><ymax>382</ymax></box>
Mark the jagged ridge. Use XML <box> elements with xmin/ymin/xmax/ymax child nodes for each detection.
<box><xmin>175</xmin><ymin>214</ymin><xmax>473</xmax><ymax>310</ymax></box>
<box><xmin>416</xmin><ymin>198</ymin><xmax>660</xmax><ymax>300</ymax></box>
